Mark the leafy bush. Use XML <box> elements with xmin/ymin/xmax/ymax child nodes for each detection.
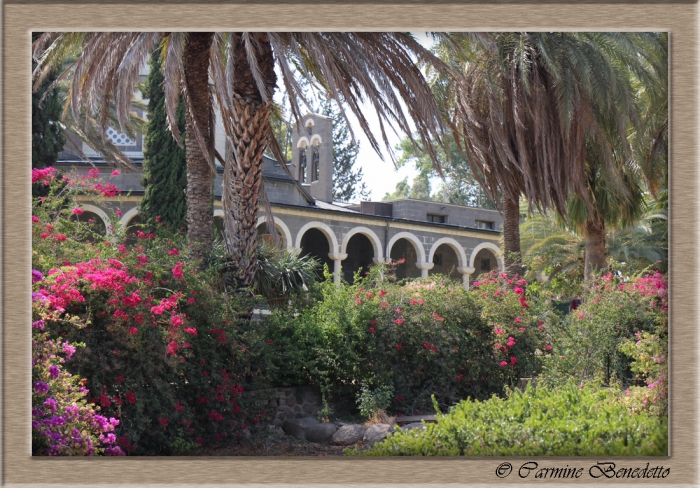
<box><xmin>353</xmin><ymin>381</ymin><xmax>667</xmax><ymax>456</ymax></box>
<box><xmin>264</xmin><ymin>266</ymin><xmax>550</xmax><ymax>415</ymax></box>
<box><xmin>32</xmin><ymin>170</ymin><xmax>274</xmax><ymax>454</ymax></box>
<box><xmin>540</xmin><ymin>272</ymin><xmax>667</xmax><ymax>388</ymax></box>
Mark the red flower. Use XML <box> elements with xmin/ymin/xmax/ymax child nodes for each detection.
<box><xmin>366</xmin><ymin>292</ymin><xmax>373</xmax><ymax>299</ymax></box>
<box><xmin>175</xmin><ymin>402</ymin><xmax>185</xmax><ymax>412</ymax></box>
<box><xmin>369</xmin><ymin>327</ymin><xmax>375</xmax><ymax>333</ymax></box>
<box><xmin>157</xmin><ymin>417</ymin><xmax>169</xmax><ymax>428</ymax></box>
<box><xmin>381</xmin><ymin>302</ymin><xmax>388</xmax><ymax>309</ymax></box>
<box><xmin>126</xmin><ymin>391</ymin><xmax>136</xmax><ymax>404</ymax></box>
<box><xmin>500</xmin><ymin>361</ymin><xmax>508</xmax><ymax>367</ymax></box>
<box><xmin>171</xmin><ymin>315</ymin><xmax>184</xmax><ymax>327</ymax></box>
<box><xmin>379</xmin><ymin>290</ymin><xmax>387</xmax><ymax>297</ymax></box>
<box><xmin>169</xmin><ymin>248</ymin><xmax>179</xmax><ymax>256</ymax></box>
<box><xmin>514</xmin><ymin>317</ymin><xmax>521</xmax><ymax>323</ymax></box>
<box><xmin>115</xmin><ymin>376</ymin><xmax>125</xmax><ymax>384</ymax></box>
<box><xmin>128</xmin><ymin>327</ymin><xmax>138</xmax><ymax>335</ymax></box>
<box><xmin>545</xmin><ymin>345</ymin><xmax>553</xmax><ymax>351</ymax></box>
<box><xmin>410</xmin><ymin>299</ymin><xmax>417</xmax><ymax>305</ymax></box>
<box><xmin>72</xmin><ymin>207</ymin><xmax>84</xmax><ymax>215</ymax></box>
<box><xmin>172</xmin><ymin>262</ymin><xmax>184</xmax><ymax>279</ymax></box>
<box><xmin>167</xmin><ymin>340</ymin><xmax>179</xmax><ymax>355</ymax></box>
<box><xmin>417</xmin><ymin>299</ymin><xmax>424</xmax><ymax>305</ymax></box>
<box><xmin>393</xmin><ymin>319</ymin><xmax>404</xmax><ymax>325</ymax></box>
<box><xmin>355</xmin><ymin>298</ymin><xmax>362</xmax><ymax>304</ymax></box>
<box><xmin>111</xmin><ymin>170</ymin><xmax>121</xmax><ymax>176</ymax></box>
<box><xmin>187</xmin><ymin>297</ymin><xmax>196</xmax><ymax>304</ymax></box>
<box><xmin>510</xmin><ymin>356</ymin><xmax>517</xmax><ymax>365</ymax></box>
<box><xmin>396</xmin><ymin>343</ymin><xmax>402</xmax><ymax>350</ymax></box>
<box><xmin>55</xmin><ymin>233</ymin><xmax>67</xmax><ymax>242</ymax></box>
<box><xmin>184</xmin><ymin>327</ymin><xmax>197</xmax><ymax>336</ymax></box>
<box><xmin>513</xmin><ymin>286</ymin><xmax>524</xmax><ymax>295</ymax></box>
<box><xmin>493</xmin><ymin>326</ymin><xmax>505</xmax><ymax>335</ymax></box>
<box><xmin>433</xmin><ymin>312</ymin><xmax>444</xmax><ymax>322</ymax></box>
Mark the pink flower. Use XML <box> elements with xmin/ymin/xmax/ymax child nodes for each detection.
<box><xmin>55</xmin><ymin>233</ymin><xmax>67</xmax><ymax>242</ymax></box>
<box><xmin>169</xmin><ymin>248</ymin><xmax>179</xmax><ymax>256</ymax></box>
<box><xmin>366</xmin><ymin>292</ymin><xmax>374</xmax><ymax>299</ymax></box>
<box><xmin>417</xmin><ymin>299</ymin><xmax>424</xmax><ymax>305</ymax></box>
<box><xmin>128</xmin><ymin>327</ymin><xmax>138</xmax><ymax>335</ymax></box>
<box><xmin>72</xmin><ymin>207</ymin><xmax>84</xmax><ymax>215</ymax></box>
<box><xmin>379</xmin><ymin>290</ymin><xmax>387</xmax><ymax>297</ymax></box>
<box><xmin>111</xmin><ymin>170</ymin><xmax>121</xmax><ymax>176</ymax></box>
<box><xmin>393</xmin><ymin>318</ymin><xmax>404</xmax><ymax>325</ymax></box>
<box><xmin>514</xmin><ymin>317</ymin><xmax>521</xmax><ymax>324</ymax></box>
<box><xmin>368</xmin><ymin>327</ymin><xmax>375</xmax><ymax>333</ymax></box>
<box><xmin>500</xmin><ymin>361</ymin><xmax>508</xmax><ymax>367</ymax></box>
<box><xmin>126</xmin><ymin>391</ymin><xmax>136</xmax><ymax>404</ymax></box>
<box><xmin>433</xmin><ymin>312</ymin><xmax>444</xmax><ymax>322</ymax></box>
<box><xmin>355</xmin><ymin>299</ymin><xmax>362</xmax><ymax>304</ymax></box>
<box><xmin>493</xmin><ymin>327</ymin><xmax>504</xmax><ymax>335</ymax></box>
<box><xmin>577</xmin><ymin>312</ymin><xmax>584</xmax><ymax>319</ymax></box>
<box><xmin>510</xmin><ymin>356</ymin><xmax>517</xmax><ymax>365</ymax></box>
<box><xmin>172</xmin><ymin>262</ymin><xmax>184</xmax><ymax>279</ymax></box>
<box><xmin>545</xmin><ymin>345</ymin><xmax>552</xmax><ymax>351</ymax></box>
<box><xmin>171</xmin><ymin>315</ymin><xmax>184</xmax><ymax>327</ymax></box>
<box><xmin>518</xmin><ymin>327</ymin><xmax>526</xmax><ymax>332</ymax></box>
<box><xmin>187</xmin><ymin>297</ymin><xmax>196</xmax><ymax>304</ymax></box>
<box><xmin>513</xmin><ymin>286</ymin><xmax>524</xmax><ymax>295</ymax></box>
<box><xmin>166</xmin><ymin>341</ymin><xmax>179</xmax><ymax>355</ymax></box>
<box><xmin>157</xmin><ymin>417</ymin><xmax>169</xmax><ymax>428</ymax></box>
<box><xmin>184</xmin><ymin>327</ymin><xmax>197</xmax><ymax>336</ymax></box>
<box><xmin>115</xmin><ymin>210</ymin><xmax>122</xmax><ymax>217</ymax></box>
<box><xmin>32</xmin><ymin>215</ymin><xmax>40</xmax><ymax>223</ymax></box>
<box><xmin>395</xmin><ymin>308</ymin><xmax>402</xmax><ymax>314</ymax></box>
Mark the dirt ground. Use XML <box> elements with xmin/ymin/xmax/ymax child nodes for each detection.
<box><xmin>199</xmin><ymin>435</ymin><xmax>362</xmax><ymax>456</ymax></box>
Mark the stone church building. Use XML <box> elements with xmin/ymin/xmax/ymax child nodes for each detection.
<box><xmin>56</xmin><ymin>111</ymin><xmax>504</xmax><ymax>288</ymax></box>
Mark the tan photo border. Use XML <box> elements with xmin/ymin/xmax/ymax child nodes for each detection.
<box><xmin>3</xmin><ymin>1</ymin><xmax>696</xmax><ymax>486</ymax></box>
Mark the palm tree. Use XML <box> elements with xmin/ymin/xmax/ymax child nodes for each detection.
<box><xmin>33</xmin><ymin>32</ymin><xmax>452</xmax><ymax>286</ymax></box>
<box><xmin>431</xmin><ymin>33</ymin><xmax>665</xmax><ymax>278</ymax></box>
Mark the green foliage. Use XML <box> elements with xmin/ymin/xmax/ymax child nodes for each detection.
<box><xmin>263</xmin><ymin>265</ymin><xmax>545</xmax><ymax>415</ymax></box>
<box><xmin>356</xmin><ymin>383</ymin><xmax>394</xmax><ymax>420</ymax></box>
<box><xmin>254</xmin><ymin>242</ymin><xmax>321</xmax><ymax>306</ymax></box>
<box><xmin>382</xmin><ymin>176</ymin><xmax>411</xmax><ymax>201</ymax></box>
<box><xmin>393</xmin><ymin>133</ymin><xmax>495</xmax><ymax>208</ymax></box>
<box><xmin>140</xmin><ymin>48</ymin><xmax>188</xmax><ymax>233</ymax></box>
<box><xmin>539</xmin><ymin>272</ymin><xmax>667</xmax><ymax>389</ymax></box>
<box><xmin>353</xmin><ymin>381</ymin><xmax>667</xmax><ymax>456</ymax></box>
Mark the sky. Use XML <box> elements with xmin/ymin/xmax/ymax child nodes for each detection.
<box><xmin>347</xmin><ymin>32</ymin><xmax>435</xmax><ymax>202</ymax></box>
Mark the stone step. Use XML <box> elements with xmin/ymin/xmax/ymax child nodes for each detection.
<box><xmin>394</xmin><ymin>415</ymin><xmax>436</xmax><ymax>425</ymax></box>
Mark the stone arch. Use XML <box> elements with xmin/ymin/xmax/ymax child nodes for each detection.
<box><xmin>386</xmin><ymin>231</ymin><xmax>426</xmax><ymax>263</ymax></box>
<box><xmin>79</xmin><ymin>204</ymin><xmax>110</xmax><ymax>233</ymax></box>
<box><xmin>310</xmin><ymin>134</ymin><xmax>322</xmax><ymax>146</ymax></box>
<box><xmin>119</xmin><ymin>207</ymin><xmax>140</xmax><ymax>228</ymax></box>
<box><xmin>341</xmin><ymin>226</ymin><xmax>384</xmax><ymax>262</ymax></box>
<box><xmin>295</xmin><ymin>221</ymin><xmax>339</xmax><ymax>254</ymax></box>
<box><xmin>256</xmin><ymin>216</ymin><xmax>293</xmax><ymax>250</ymax></box>
<box><xmin>469</xmin><ymin>242</ymin><xmax>504</xmax><ymax>273</ymax></box>
<box><xmin>428</xmin><ymin>237</ymin><xmax>468</xmax><ymax>268</ymax></box>
<box><xmin>297</xmin><ymin>137</ymin><xmax>310</xmax><ymax>148</ymax></box>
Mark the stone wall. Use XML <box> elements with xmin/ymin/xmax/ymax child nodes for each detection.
<box><xmin>244</xmin><ymin>386</ymin><xmax>325</xmax><ymax>427</ymax></box>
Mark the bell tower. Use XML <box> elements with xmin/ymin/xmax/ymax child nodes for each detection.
<box><xmin>291</xmin><ymin>113</ymin><xmax>333</xmax><ymax>202</ymax></box>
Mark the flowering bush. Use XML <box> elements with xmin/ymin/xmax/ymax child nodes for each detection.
<box><xmin>352</xmin><ymin>380</ymin><xmax>667</xmax><ymax>456</ymax></box>
<box><xmin>618</xmin><ymin>326</ymin><xmax>668</xmax><ymax>416</ymax></box>
<box><xmin>540</xmin><ymin>272</ymin><xmax>667</xmax><ymax>389</ymax></box>
<box><xmin>264</xmin><ymin>265</ymin><xmax>548</xmax><ymax>415</ymax></box>
<box><xmin>32</xmin><ymin>270</ymin><xmax>124</xmax><ymax>456</ymax></box>
<box><xmin>32</xmin><ymin>171</ymin><xmax>273</xmax><ymax>454</ymax></box>
<box><xmin>468</xmin><ymin>272</ymin><xmax>552</xmax><ymax>384</ymax></box>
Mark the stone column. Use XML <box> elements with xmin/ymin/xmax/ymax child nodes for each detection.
<box><xmin>328</xmin><ymin>253</ymin><xmax>347</xmax><ymax>284</ymax></box>
<box><xmin>415</xmin><ymin>261</ymin><xmax>434</xmax><ymax>278</ymax></box>
<box><xmin>458</xmin><ymin>266</ymin><xmax>476</xmax><ymax>289</ymax></box>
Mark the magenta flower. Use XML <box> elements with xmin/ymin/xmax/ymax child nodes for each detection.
<box><xmin>72</xmin><ymin>207</ymin><xmax>84</xmax><ymax>215</ymax></box>
<box><xmin>499</xmin><ymin>361</ymin><xmax>508</xmax><ymax>367</ymax></box>
<box><xmin>111</xmin><ymin>170</ymin><xmax>120</xmax><ymax>176</ymax></box>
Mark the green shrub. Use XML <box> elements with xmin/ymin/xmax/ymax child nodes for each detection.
<box><xmin>264</xmin><ymin>266</ymin><xmax>550</xmax><ymax>415</ymax></box>
<box><xmin>540</xmin><ymin>272</ymin><xmax>667</xmax><ymax>388</ymax></box>
<box><xmin>352</xmin><ymin>381</ymin><xmax>667</xmax><ymax>456</ymax></box>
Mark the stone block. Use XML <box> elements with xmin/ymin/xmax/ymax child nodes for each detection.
<box><xmin>305</xmin><ymin>423</ymin><xmax>337</xmax><ymax>444</ymax></box>
<box><xmin>332</xmin><ymin>424</ymin><xmax>366</xmax><ymax>446</ymax></box>
<box><xmin>363</xmin><ymin>423</ymin><xmax>392</xmax><ymax>446</ymax></box>
<box><xmin>286</xmin><ymin>396</ymin><xmax>296</xmax><ymax>407</ymax></box>
<box><xmin>282</xmin><ymin>417</ymin><xmax>319</xmax><ymax>440</ymax></box>
<box><xmin>293</xmin><ymin>405</ymin><xmax>302</xmax><ymax>414</ymax></box>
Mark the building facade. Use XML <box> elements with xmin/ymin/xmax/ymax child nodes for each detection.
<box><xmin>56</xmin><ymin>112</ymin><xmax>504</xmax><ymax>288</ymax></box>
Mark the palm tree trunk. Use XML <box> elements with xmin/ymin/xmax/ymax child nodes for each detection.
<box><xmin>223</xmin><ymin>33</ymin><xmax>277</xmax><ymax>288</ymax></box>
<box><xmin>183</xmin><ymin>33</ymin><xmax>215</xmax><ymax>262</ymax></box>
<box><xmin>584</xmin><ymin>211</ymin><xmax>606</xmax><ymax>281</ymax></box>
<box><xmin>503</xmin><ymin>196</ymin><xmax>523</xmax><ymax>277</ymax></box>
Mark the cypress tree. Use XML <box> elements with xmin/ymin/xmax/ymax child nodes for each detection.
<box><xmin>32</xmin><ymin>32</ymin><xmax>66</xmax><ymax>169</ymax></box>
<box><xmin>140</xmin><ymin>48</ymin><xmax>188</xmax><ymax>233</ymax></box>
